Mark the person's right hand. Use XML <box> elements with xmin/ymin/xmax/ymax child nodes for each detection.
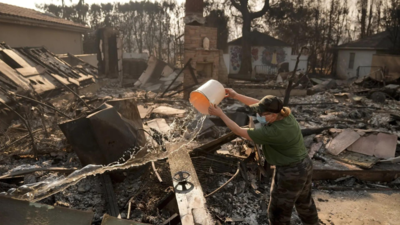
<box><xmin>225</xmin><ymin>88</ymin><xmax>237</xmax><ymax>99</ymax></box>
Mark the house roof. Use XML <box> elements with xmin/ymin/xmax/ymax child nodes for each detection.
<box><xmin>337</xmin><ymin>31</ymin><xmax>393</xmax><ymax>50</ymax></box>
<box><xmin>0</xmin><ymin>3</ymin><xmax>89</xmax><ymax>32</ymax></box>
<box><xmin>228</xmin><ymin>31</ymin><xmax>290</xmax><ymax>47</ymax></box>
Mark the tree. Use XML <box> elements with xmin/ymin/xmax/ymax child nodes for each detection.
<box><xmin>37</xmin><ymin>0</ymin><xmax>185</xmax><ymax>66</ymax></box>
<box><xmin>384</xmin><ymin>0</ymin><xmax>400</xmax><ymax>53</ymax></box>
<box><xmin>205</xmin><ymin>9</ymin><xmax>229</xmax><ymax>51</ymax></box>
<box><xmin>230</xmin><ymin>0</ymin><xmax>270</xmax><ymax>75</ymax></box>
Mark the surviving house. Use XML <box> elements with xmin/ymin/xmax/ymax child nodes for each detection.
<box><xmin>335</xmin><ymin>31</ymin><xmax>395</xmax><ymax>80</ymax></box>
<box><xmin>227</xmin><ymin>31</ymin><xmax>308</xmax><ymax>76</ymax></box>
<box><xmin>0</xmin><ymin>3</ymin><xmax>89</xmax><ymax>54</ymax></box>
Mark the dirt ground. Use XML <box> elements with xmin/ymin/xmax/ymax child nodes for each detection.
<box><xmin>315</xmin><ymin>190</ymin><xmax>400</xmax><ymax>225</ymax></box>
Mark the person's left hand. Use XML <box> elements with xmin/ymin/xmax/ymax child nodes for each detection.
<box><xmin>208</xmin><ymin>104</ymin><xmax>224</xmax><ymax>117</ymax></box>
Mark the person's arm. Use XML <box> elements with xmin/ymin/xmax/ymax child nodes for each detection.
<box><xmin>225</xmin><ymin>88</ymin><xmax>258</xmax><ymax>106</ymax></box>
<box><xmin>234</xmin><ymin>94</ymin><xmax>259</xmax><ymax>106</ymax></box>
<box><xmin>208</xmin><ymin>105</ymin><xmax>253</xmax><ymax>141</ymax></box>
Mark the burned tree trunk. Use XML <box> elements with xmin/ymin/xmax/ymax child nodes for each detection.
<box><xmin>230</xmin><ymin>0</ymin><xmax>270</xmax><ymax>75</ymax></box>
<box><xmin>283</xmin><ymin>47</ymin><xmax>307</xmax><ymax>106</ymax></box>
<box><xmin>239</xmin><ymin>12</ymin><xmax>252</xmax><ymax>75</ymax></box>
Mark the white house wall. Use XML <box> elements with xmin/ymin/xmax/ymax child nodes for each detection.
<box><xmin>0</xmin><ymin>23</ymin><xmax>83</xmax><ymax>54</ymax></box>
<box><xmin>289</xmin><ymin>55</ymin><xmax>308</xmax><ymax>73</ymax></box>
<box><xmin>229</xmin><ymin>45</ymin><xmax>292</xmax><ymax>74</ymax></box>
<box><xmin>336</xmin><ymin>50</ymin><xmax>376</xmax><ymax>79</ymax></box>
<box><xmin>223</xmin><ymin>54</ymin><xmax>230</xmax><ymax>74</ymax></box>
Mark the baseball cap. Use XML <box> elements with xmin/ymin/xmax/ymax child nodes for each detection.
<box><xmin>250</xmin><ymin>95</ymin><xmax>283</xmax><ymax>114</ymax></box>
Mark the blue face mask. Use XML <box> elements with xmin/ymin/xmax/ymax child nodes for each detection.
<box><xmin>256</xmin><ymin>113</ymin><xmax>268</xmax><ymax>124</ymax></box>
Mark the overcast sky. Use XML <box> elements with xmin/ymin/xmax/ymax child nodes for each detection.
<box><xmin>0</xmin><ymin>0</ymin><xmax>358</xmax><ymax>25</ymax></box>
<box><xmin>1</xmin><ymin>0</ymin><xmax>358</xmax><ymax>11</ymax></box>
<box><xmin>0</xmin><ymin>0</ymin><xmax>186</xmax><ymax>10</ymax></box>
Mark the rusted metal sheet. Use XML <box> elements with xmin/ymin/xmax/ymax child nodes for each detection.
<box><xmin>0</xmin><ymin>196</ymin><xmax>94</xmax><ymax>225</ymax></box>
<box><xmin>106</xmin><ymin>98</ymin><xmax>146</xmax><ymax>146</ymax></box>
<box><xmin>59</xmin><ymin>103</ymin><xmax>144</xmax><ymax>166</ymax></box>
<box><xmin>59</xmin><ymin>115</ymin><xmax>106</xmax><ymax>166</ymax></box>
<box><xmin>59</xmin><ymin>103</ymin><xmax>147</xmax><ymax>218</ymax></box>
<box><xmin>101</xmin><ymin>214</ymin><xmax>150</xmax><ymax>225</ymax></box>
<box><xmin>87</xmin><ymin>106</ymin><xmax>144</xmax><ymax>164</ymax></box>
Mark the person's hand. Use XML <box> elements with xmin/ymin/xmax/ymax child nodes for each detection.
<box><xmin>208</xmin><ymin>104</ymin><xmax>224</xmax><ymax>117</ymax></box>
<box><xmin>225</xmin><ymin>88</ymin><xmax>237</xmax><ymax>99</ymax></box>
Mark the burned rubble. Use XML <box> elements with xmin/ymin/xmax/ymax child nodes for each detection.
<box><xmin>1</xmin><ymin>55</ymin><xmax>400</xmax><ymax>224</ymax></box>
<box><xmin>0</xmin><ymin>0</ymin><xmax>400</xmax><ymax>225</ymax></box>
<box><xmin>0</xmin><ymin>1</ymin><xmax>400</xmax><ymax>224</ymax></box>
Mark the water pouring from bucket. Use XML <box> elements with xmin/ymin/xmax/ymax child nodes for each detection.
<box><xmin>189</xmin><ymin>79</ymin><xmax>227</xmax><ymax>115</ymax></box>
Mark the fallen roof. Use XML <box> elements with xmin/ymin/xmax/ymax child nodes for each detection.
<box><xmin>228</xmin><ymin>30</ymin><xmax>290</xmax><ymax>47</ymax></box>
<box><xmin>0</xmin><ymin>43</ymin><xmax>96</xmax><ymax>104</ymax></box>
<box><xmin>0</xmin><ymin>3</ymin><xmax>89</xmax><ymax>32</ymax></box>
<box><xmin>336</xmin><ymin>31</ymin><xmax>393</xmax><ymax>50</ymax></box>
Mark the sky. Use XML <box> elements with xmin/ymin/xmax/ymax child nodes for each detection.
<box><xmin>0</xmin><ymin>0</ymin><xmax>358</xmax><ymax>14</ymax></box>
<box><xmin>0</xmin><ymin>0</ymin><xmax>185</xmax><ymax>10</ymax></box>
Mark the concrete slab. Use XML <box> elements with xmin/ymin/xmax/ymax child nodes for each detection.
<box><xmin>315</xmin><ymin>190</ymin><xmax>400</xmax><ymax>225</ymax></box>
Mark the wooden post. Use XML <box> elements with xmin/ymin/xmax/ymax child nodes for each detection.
<box><xmin>168</xmin><ymin>144</ymin><xmax>214</xmax><ymax>225</ymax></box>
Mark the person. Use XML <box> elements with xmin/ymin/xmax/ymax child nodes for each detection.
<box><xmin>208</xmin><ymin>88</ymin><xmax>319</xmax><ymax>225</ymax></box>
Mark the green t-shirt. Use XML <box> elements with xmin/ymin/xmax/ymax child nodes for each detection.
<box><xmin>247</xmin><ymin>114</ymin><xmax>307</xmax><ymax>166</ymax></box>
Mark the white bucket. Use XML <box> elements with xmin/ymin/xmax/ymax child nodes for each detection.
<box><xmin>190</xmin><ymin>79</ymin><xmax>226</xmax><ymax>115</ymax></box>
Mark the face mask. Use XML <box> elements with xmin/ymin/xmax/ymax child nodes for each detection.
<box><xmin>256</xmin><ymin>113</ymin><xmax>268</xmax><ymax>124</ymax></box>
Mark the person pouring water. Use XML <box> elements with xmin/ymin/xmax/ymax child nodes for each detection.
<box><xmin>208</xmin><ymin>88</ymin><xmax>319</xmax><ymax>225</ymax></box>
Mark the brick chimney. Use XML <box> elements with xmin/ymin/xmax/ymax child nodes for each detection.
<box><xmin>185</xmin><ymin>0</ymin><xmax>204</xmax><ymax>18</ymax></box>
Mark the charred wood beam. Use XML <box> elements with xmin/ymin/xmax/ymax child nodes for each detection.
<box><xmin>99</xmin><ymin>174</ymin><xmax>120</xmax><ymax>217</ymax></box>
<box><xmin>191</xmin><ymin>132</ymin><xmax>237</xmax><ymax>155</ymax></box>
<box><xmin>301</xmin><ymin>126</ymin><xmax>333</xmax><ymax>136</ymax></box>
<box><xmin>156</xmin><ymin>191</ymin><xmax>176</xmax><ymax>210</ymax></box>
<box><xmin>312</xmin><ymin>169</ymin><xmax>400</xmax><ymax>182</ymax></box>
<box><xmin>165</xmin><ymin>84</ymin><xmax>197</xmax><ymax>98</ymax></box>
<box><xmin>152</xmin><ymin>161</ymin><xmax>163</xmax><ymax>183</ymax></box>
<box><xmin>205</xmin><ymin>162</ymin><xmax>240</xmax><ymax>198</ymax></box>
<box><xmin>0</xmin><ymin>128</ymin><xmax>42</xmax><ymax>151</ymax></box>
<box><xmin>161</xmin><ymin>213</ymin><xmax>180</xmax><ymax>225</ymax></box>
<box><xmin>15</xmin><ymin>93</ymin><xmax>72</xmax><ymax>119</ymax></box>
<box><xmin>0</xmin><ymin>102</ymin><xmax>38</xmax><ymax>158</ymax></box>
<box><xmin>0</xmin><ymin>87</ymin><xmax>71</xmax><ymax>119</ymax></box>
<box><xmin>191</xmin><ymin>126</ymin><xmax>329</xmax><ymax>157</ymax></box>
<box><xmin>48</xmin><ymin>73</ymin><xmax>93</xmax><ymax>110</ymax></box>
<box><xmin>168</xmin><ymin>146</ymin><xmax>214</xmax><ymax>225</ymax></box>
<box><xmin>315</xmin><ymin>186</ymin><xmax>400</xmax><ymax>191</ymax></box>
<box><xmin>160</xmin><ymin>58</ymin><xmax>192</xmax><ymax>98</ymax></box>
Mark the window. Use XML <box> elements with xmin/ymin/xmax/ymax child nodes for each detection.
<box><xmin>348</xmin><ymin>52</ymin><xmax>355</xmax><ymax>69</ymax></box>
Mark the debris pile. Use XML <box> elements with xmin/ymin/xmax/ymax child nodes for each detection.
<box><xmin>0</xmin><ymin>40</ymin><xmax>400</xmax><ymax>225</ymax></box>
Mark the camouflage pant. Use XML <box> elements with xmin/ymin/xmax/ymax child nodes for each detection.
<box><xmin>268</xmin><ymin>156</ymin><xmax>319</xmax><ymax>225</ymax></box>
